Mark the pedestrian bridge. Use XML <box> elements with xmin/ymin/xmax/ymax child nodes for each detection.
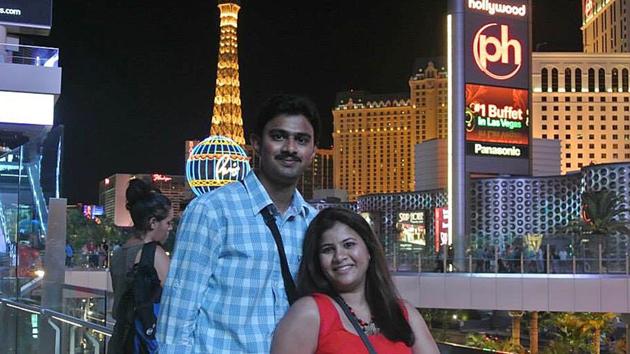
<box><xmin>61</xmin><ymin>267</ymin><xmax>630</xmax><ymax>314</ymax></box>
<box><xmin>393</xmin><ymin>272</ymin><xmax>630</xmax><ymax>313</ymax></box>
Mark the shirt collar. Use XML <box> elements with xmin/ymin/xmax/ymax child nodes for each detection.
<box><xmin>243</xmin><ymin>171</ymin><xmax>311</xmax><ymax>218</ymax></box>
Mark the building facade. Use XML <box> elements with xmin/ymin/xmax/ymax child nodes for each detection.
<box><xmin>581</xmin><ymin>0</ymin><xmax>630</xmax><ymax>53</ymax></box>
<box><xmin>350</xmin><ymin>162</ymin><xmax>630</xmax><ymax>256</ymax></box>
<box><xmin>332</xmin><ymin>62</ymin><xmax>447</xmax><ymax>201</ymax></box>
<box><xmin>299</xmin><ymin>148</ymin><xmax>334</xmax><ymax>200</ymax></box>
<box><xmin>532</xmin><ymin>52</ymin><xmax>630</xmax><ymax>174</ymax></box>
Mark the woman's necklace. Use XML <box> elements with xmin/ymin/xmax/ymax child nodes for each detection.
<box><xmin>347</xmin><ymin>305</ymin><xmax>380</xmax><ymax>336</ymax></box>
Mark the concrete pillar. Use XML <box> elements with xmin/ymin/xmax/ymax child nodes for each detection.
<box><xmin>447</xmin><ymin>0</ymin><xmax>467</xmax><ymax>271</ymax></box>
<box><xmin>0</xmin><ymin>25</ymin><xmax>6</xmax><ymax>63</ymax></box>
<box><xmin>39</xmin><ymin>198</ymin><xmax>67</xmax><ymax>354</ymax></box>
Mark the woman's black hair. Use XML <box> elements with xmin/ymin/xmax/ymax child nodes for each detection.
<box><xmin>125</xmin><ymin>178</ymin><xmax>171</xmax><ymax>233</ymax></box>
<box><xmin>297</xmin><ymin>207</ymin><xmax>415</xmax><ymax>346</ymax></box>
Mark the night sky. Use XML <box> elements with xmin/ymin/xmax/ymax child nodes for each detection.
<box><xmin>29</xmin><ymin>0</ymin><xmax>582</xmax><ymax>203</ymax></box>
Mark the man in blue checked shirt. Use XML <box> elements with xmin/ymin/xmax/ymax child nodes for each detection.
<box><xmin>157</xmin><ymin>94</ymin><xmax>320</xmax><ymax>353</ymax></box>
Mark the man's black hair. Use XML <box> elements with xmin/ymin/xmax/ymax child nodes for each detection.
<box><xmin>253</xmin><ymin>94</ymin><xmax>321</xmax><ymax>144</ymax></box>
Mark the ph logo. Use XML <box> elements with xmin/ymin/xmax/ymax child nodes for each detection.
<box><xmin>473</xmin><ymin>23</ymin><xmax>522</xmax><ymax>80</ymax></box>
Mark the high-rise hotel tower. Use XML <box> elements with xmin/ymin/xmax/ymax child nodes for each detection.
<box><xmin>332</xmin><ymin>62</ymin><xmax>447</xmax><ymax>201</ymax></box>
<box><xmin>581</xmin><ymin>0</ymin><xmax>630</xmax><ymax>53</ymax></box>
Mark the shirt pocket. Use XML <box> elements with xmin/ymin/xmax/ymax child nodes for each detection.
<box><xmin>219</xmin><ymin>222</ymin><xmax>275</xmax><ymax>264</ymax></box>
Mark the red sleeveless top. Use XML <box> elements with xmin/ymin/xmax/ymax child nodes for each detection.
<box><xmin>312</xmin><ymin>293</ymin><xmax>412</xmax><ymax>354</ymax></box>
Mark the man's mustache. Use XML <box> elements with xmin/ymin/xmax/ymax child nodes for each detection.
<box><xmin>275</xmin><ymin>153</ymin><xmax>301</xmax><ymax>162</ymax></box>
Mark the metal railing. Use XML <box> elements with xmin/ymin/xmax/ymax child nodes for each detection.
<box><xmin>389</xmin><ymin>243</ymin><xmax>630</xmax><ymax>275</ymax></box>
<box><xmin>0</xmin><ymin>297</ymin><xmax>111</xmax><ymax>354</ymax></box>
<box><xmin>0</xmin><ymin>42</ymin><xmax>59</xmax><ymax>67</ymax></box>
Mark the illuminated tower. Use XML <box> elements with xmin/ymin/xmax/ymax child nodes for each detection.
<box><xmin>210</xmin><ymin>0</ymin><xmax>245</xmax><ymax>145</ymax></box>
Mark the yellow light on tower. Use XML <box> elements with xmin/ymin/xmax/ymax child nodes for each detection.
<box><xmin>211</xmin><ymin>1</ymin><xmax>245</xmax><ymax>145</ymax></box>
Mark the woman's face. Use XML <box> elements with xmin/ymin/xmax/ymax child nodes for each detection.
<box><xmin>318</xmin><ymin>222</ymin><xmax>371</xmax><ymax>293</ymax></box>
<box><xmin>150</xmin><ymin>208</ymin><xmax>174</xmax><ymax>243</ymax></box>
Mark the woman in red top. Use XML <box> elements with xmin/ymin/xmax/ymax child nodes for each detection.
<box><xmin>272</xmin><ymin>208</ymin><xmax>439</xmax><ymax>354</ymax></box>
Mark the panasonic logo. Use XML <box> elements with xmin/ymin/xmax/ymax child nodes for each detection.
<box><xmin>474</xmin><ymin>143</ymin><xmax>522</xmax><ymax>157</ymax></box>
<box><xmin>468</xmin><ymin>0</ymin><xmax>527</xmax><ymax>17</ymax></box>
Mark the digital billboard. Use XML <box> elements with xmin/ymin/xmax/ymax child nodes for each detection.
<box><xmin>465</xmin><ymin>83</ymin><xmax>529</xmax><ymax>158</ymax></box>
<box><xmin>0</xmin><ymin>0</ymin><xmax>52</xmax><ymax>33</ymax></box>
<box><xmin>395</xmin><ymin>211</ymin><xmax>426</xmax><ymax>246</ymax></box>
<box><xmin>0</xmin><ymin>91</ymin><xmax>54</xmax><ymax>126</ymax></box>
<box><xmin>82</xmin><ymin>205</ymin><xmax>104</xmax><ymax>220</ymax></box>
<box><xmin>463</xmin><ymin>0</ymin><xmax>531</xmax><ymax>164</ymax></box>
<box><xmin>434</xmin><ymin>207</ymin><xmax>450</xmax><ymax>252</ymax></box>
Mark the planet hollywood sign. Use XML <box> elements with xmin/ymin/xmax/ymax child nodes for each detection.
<box><xmin>464</xmin><ymin>0</ymin><xmax>530</xmax><ymax>160</ymax></box>
<box><xmin>472</xmin><ymin>23</ymin><xmax>522</xmax><ymax>80</ymax></box>
<box><xmin>465</xmin><ymin>0</ymin><xmax>528</xmax><ymax>85</ymax></box>
<box><xmin>467</xmin><ymin>0</ymin><xmax>527</xmax><ymax>17</ymax></box>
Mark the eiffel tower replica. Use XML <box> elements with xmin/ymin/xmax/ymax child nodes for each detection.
<box><xmin>210</xmin><ymin>0</ymin><xmax>245</xmax><ymax>145</ymax></box>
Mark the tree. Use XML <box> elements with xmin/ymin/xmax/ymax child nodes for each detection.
<box><xmin>543</xmin><ymin>312</ymin><xmax>616</xmax><ymax>354</ymax></box>
<box><xmin>530</xmin><ymin>311</ymin><xmax>539</xmax><ymax>354</ymax></box>
<box><xmin>565</xmin><ymin>190</ymin><xmax>630</xmax><ymax>260</ymax></box>
<box><xmin>509</xmin><ymin>311</ymin><xmax>524</xmax><ymax>348</ymax></box>
<box><xmin>66</xmin><ymin>209</ymin><xmax>125</xmax><ymax>252</ymax></box>
<box><xmin>466</xmin><ymin>333</ymin><xmax>524</xmax><ymax>353</ymax></box>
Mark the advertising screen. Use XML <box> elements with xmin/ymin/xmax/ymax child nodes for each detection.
<box><xmin>395</xmin><ymin>211</ymin><xmax>426</xmax><ymax>246</ymax></box>
<box><xmin>0</xmin><ymin>0</ymin><xmax>52</xmax><ymax>31</ymax></box>
<box><xmin>434</xmin><ymin>207</ymin><xmax>450</xmax><ymax>252</ymax></box>
<box><xmin>465</xmin><ymin>83</ymin><xmax>529</xmax><ymax>158</ymax></box>
<box><xmin>461</xmin><ymin>0</ymin><xmax>531</xmax><ymax>172</ymax></box>
<box><xmin>83</xmin><ymin>205</ymin><xmax>104</xmax><ymax>219</ymax></box>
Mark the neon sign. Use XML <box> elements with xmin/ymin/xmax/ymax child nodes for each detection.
<box><xmin>152</xmin><ymin>174</ymin><xmax>172</xmax><ymax>182</ymax></box>
<box><xmin>434</xmin><ymin>207</ymin><xmax>450</xmax><ymax>252</ymax></box>
<box><xmin>214</xmin><ymin>155</ymin><xmax>241</xmax><ymax>179</ymax></box>
<box><xmin>584</xmin><ymin>0</ymin><xmax>593</xmax><ymax>18</ymax></box>
<box><xmin>467</xmin><ymin>0</ymin><xmax>527</xmax><ymax>17</ymax></box>
<box><xmin>473</xmin><ymin>23</ymin><xmax>522</xmax><ymax>80</ymax></box>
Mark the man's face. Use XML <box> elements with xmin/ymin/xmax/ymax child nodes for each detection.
<box><xmin>252</xmin><ymin>114</ymin><xmax>316</xmax><ymax>187</ymax></box>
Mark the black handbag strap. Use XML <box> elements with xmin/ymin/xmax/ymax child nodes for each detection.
<box><xmin>332</xmin><ymin>295</ymin><xmax>378</xmax><ymax>354</ymax></box>
<box><xmin>261</xmin><ymin>205</ymin><xmax>298</xmax><ymax>305</ymax></box>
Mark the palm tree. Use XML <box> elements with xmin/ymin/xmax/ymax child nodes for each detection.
<box><xmin>546</xmin><ymin>312</ymin><xmax>616</xmax><ymax>354</ymax></box>
<box><xmin>529</xmin><ymin>311</ymin><xmax>539</xmax><ymax>354</ymax></box>
<box><xmin>565</xmin><ymin>190</ymin><xmax>630</xmax><ymax>262</ymax></box>
<box><xmin>466</xmin><ymin>333</ymin><xmax>523</xmax><ymax>353</ymax></box>
<box><xmin>509</xmin><ymin>311</ymin><xmax>524</xmax><ymax>351</ymax></box>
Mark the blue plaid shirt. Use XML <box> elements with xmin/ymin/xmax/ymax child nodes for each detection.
<box><xmin>157</xmin><ymin>171</ymin><xmax>316</xmax><ymax>353</ymax></box>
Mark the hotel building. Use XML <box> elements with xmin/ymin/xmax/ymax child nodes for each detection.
<box><xmin>332</xmin><ymin>61</ymin><xmax>447</xmax><ymax>200</ymax></box>
<box><xmin>581</xmin><ymin>0</ymin><xmax>630</xmax><ymax>53</ymax></box>
<box><xmin>532</xmin><ymin>52</ymin><xmax>630</xmax><ymax>174</ymax></box>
